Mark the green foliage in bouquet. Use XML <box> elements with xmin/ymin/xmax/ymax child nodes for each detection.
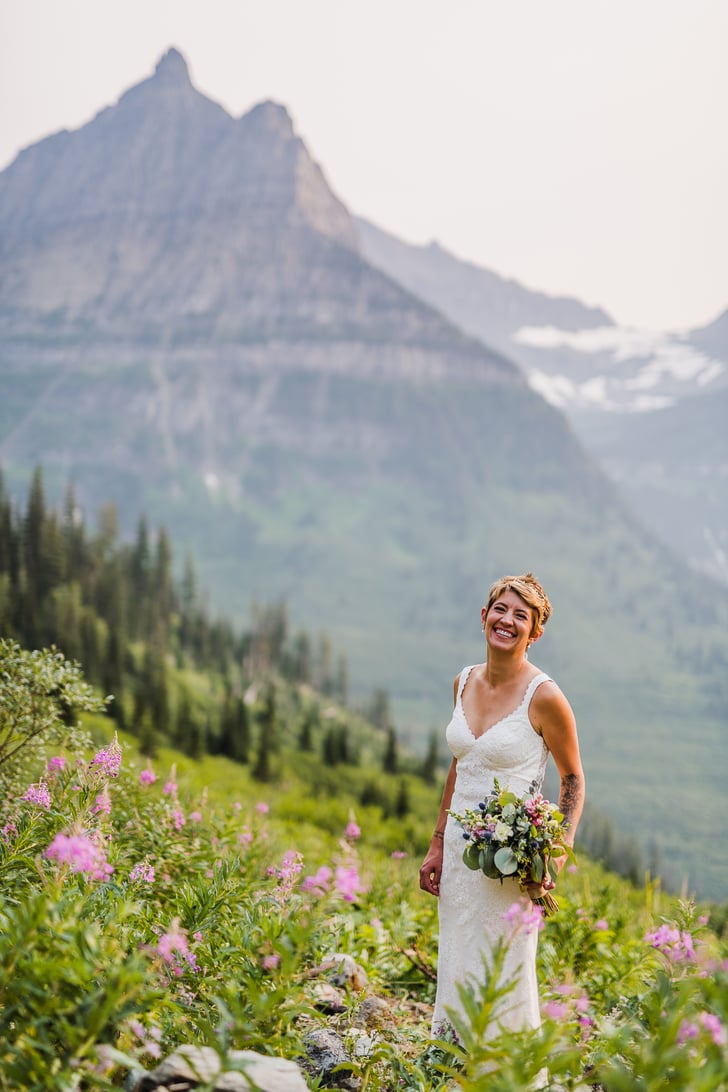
<box><xmin>448</xmin><ymin>778</ymin><xmax>572</xmax><ymax>914</ymax></box>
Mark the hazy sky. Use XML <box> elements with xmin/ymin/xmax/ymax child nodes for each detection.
<box><xmin>1</xmin><ymin>0</ymin><xmax>726</xmax><ymax>332</ymax></box>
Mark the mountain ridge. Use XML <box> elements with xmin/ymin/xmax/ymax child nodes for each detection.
<box><xmin>356</xmin><ymin>215</ymin><xmax>728</xmax><ymax>584</ymax></box>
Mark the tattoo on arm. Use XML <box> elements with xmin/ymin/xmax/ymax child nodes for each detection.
<box><xmin>559</xmin><ymin>773</ymin><xmax>585</xmax><ymax>835</ymax></box>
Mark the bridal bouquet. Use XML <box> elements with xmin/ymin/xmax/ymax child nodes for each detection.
<box><xmin>448</xmin><ymin>778</ymin><xmax>572</xmax><ymax>915</ymax></box>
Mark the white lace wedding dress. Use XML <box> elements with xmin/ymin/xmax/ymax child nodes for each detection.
<box><xmin>432</xmin><ymin>665</ymin><xmax>551</xmax><ymax>1038</ymax></box>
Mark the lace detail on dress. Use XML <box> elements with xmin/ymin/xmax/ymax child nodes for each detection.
<box><xmin>431</xmin><ymin>665</ymin><xmax>552</xmax><ymax>1038</ymax></box>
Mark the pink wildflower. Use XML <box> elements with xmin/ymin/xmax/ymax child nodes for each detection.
<box><xmin>334</xmin><ymin>864</ymin><xmax>363</xmax><ymax>902</ymax></box>
<box><xmin>47</xmin><ymin>755</ymin><xmax>66</xmax><ymax>773</ymax></box>
<box><xmin>189</xmin><ymin>810</ymin><xmax>202</xmax><ymax>823</ymax></box>
<box><xmin>22</xmin><ymin>780</ymin><xmax>52</xmax><ymax>810</ymax></box>
<box><xmin>699</xmin><ymin>1012</ymin><xmax>726</xmax><ymax>1047</ymax></box>
<box><xmin>594</xmin><ymin>919</ymin><xmax>609</xmax><ymax>931</ymax></box>
<box><xmin>46</xmin><ymin>832</ymin><xmax>113</xmax><ymax>881</ymax></box>
<box><xmin>301</xmin><ymin>865</ymin><xmax>333</xmax><ymax>896</ymax></box>
<box><xmin>89</xmin><ymin>733</ymin><xmax>122</xmax><ymax>779</ymax></box>
<box><xmin>268</xmin><ymin>850</ymin><xmax>304</xmax><ymax>890</ymax></box>
<box><xmin>503</xmin><ymin>900</ymin><xmax>544</xmax><ymax>935</ymax></box>
<box><xmin>162</xmin><ymin>765</ymin><xmax>177</xmax><ymax>796</ymax></box>
<box><xmin>542</xmin><ymin>1000</ymin><xmax>570</xmax><ymax>1020</ymax></box>
<box><xmin>139</xmin><ymin>762</ymin><xmax>156</xmax><ymax>786</ymax></box>
<box><xmin>130</xmin><ymin>862</ymin><xmax>155</xmax><ymax>884</ymax></box>
<box><xmin>255</xmin><ymin>801</ymin><xmax>270</xmax><ymax>815</ymax></box>
<box><xmin>172</xmin><ymin>807</ymin><xmax>186</xmax><ymax>830</ymax></box>
<box><xmin>157</xmin><ymin>922</ymin><xmax>198</xmax><ymax>975</ymax></box>
<box><xmin>678</xmin><ymin>1020</ymin><xmax>700</xmax><ymax>1045</ymax></box>
<box><xmin>92</xmin><ymin>787</ymin><xmax>112</xmax><ymax>815</ymax></box>
<box><xmin>645</xmin><ymin>924</ymin><xmax>695</xmax><ymax>962</ymax></box>
<box><xmin>391</xmin><ymin>850</ymin><xmax>408</xmax><ymax>859</ymax></box>
<box><xmin>262</xmin><ymin>954</ymin><xmax>280</xmax><ymax>971</ymax></box>
<box><xmin>238</xmin><ymin>828</ymin><xmax>253</xmax><ymax>846</ymax></box>
<box><xmin>345</xmin><ymin>821</ymin><xmax>361</xmax><ymax>840</ymax></box>
<box><xmin>1</xmin><ymin>821</ymin><xmax>18</xmax><ymax>842</ymax></box>
<box><xmin>233</xmin><ymin>801</ymin><xmax>242</xmax><ymax>813</ymax></box>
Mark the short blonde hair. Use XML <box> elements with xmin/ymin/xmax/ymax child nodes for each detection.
<box><xmin>485</xmin><ymin>572</ymin><xmax>551</xmax><ymax>636</ymax></box>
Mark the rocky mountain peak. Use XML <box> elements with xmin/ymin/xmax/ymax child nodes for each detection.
<box><xmin>243</xmin><ymin>100</ymin><xmax>296</xmax><ymax>141</ymax></box>
<box><xmin>154</xmin><ymin>47</ymin><xmax>191</xmax><ymax>84</ymax></box>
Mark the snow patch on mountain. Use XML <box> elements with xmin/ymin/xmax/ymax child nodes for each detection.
<box><xmin>516</xmin><ymin>324</ymin><xmax>725</xmax><ymax>412</ymax></box>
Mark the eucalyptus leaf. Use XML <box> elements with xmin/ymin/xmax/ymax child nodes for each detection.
<box><xmin>493</xmin><ymin>847</ymin><xmax>518</xmax><ymax>875</ymax></box>
<box><xmin>481</xmin><ymin>845</ymin><xmax>501</xmax><ymax>879</ymax></box>
<box><xmin>463</xmin><ymin>843</ymin><xmax>481</xmax><ymax>871</ymax></box>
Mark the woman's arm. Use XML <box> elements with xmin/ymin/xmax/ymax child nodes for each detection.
<box><xmin>532</xmin><ymin>681</ymin><xmax>585</xmax><ymax>841</ymax></box>
<box><xmin>418</xmin><ymin>757</ymin><xmax>457</xmax><ymax>896</ymax></box>
<box><xmin>525</xmin><ymin>682</ymin><xmax>585</xmax><ymax>899</ymax></box>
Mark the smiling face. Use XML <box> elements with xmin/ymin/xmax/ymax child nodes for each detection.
<box><xmin>482</xmin><ymin>589</ymin><xmax>543</xmax><ymax>656</ymax></box>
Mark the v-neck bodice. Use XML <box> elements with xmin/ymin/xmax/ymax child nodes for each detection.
<box><xmin>446</xmin><ymin>664</ymin><xmax>550</xmax><ymax>808</ymax></box>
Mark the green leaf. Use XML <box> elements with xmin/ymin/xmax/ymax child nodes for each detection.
<box><xmin>463</xmin><ymin>843</ymin><xmax>481</xmax><ymax>870</ymax></box>
<box><xmin>493</xmin><ymin>847</ymin><xmax>518</xmax><ymax>875</ymax></box>
<box><xmin>481</xmin><ymin>844</ymin><xmax>501</xmax><ymax>879</ymax></box>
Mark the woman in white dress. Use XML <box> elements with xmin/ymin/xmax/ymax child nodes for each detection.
<box><xmin>419</xmin><ymin>573</ymin><xmax>585</xmax><ymax>1039</ymax></box>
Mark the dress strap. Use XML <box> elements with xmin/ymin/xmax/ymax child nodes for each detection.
<box><xmin>523</xmin><ymin>672</ymin><xmax>552</xmax><ymax>707</ymax></box>
<box><xmin>456</xmin><ymin>665</ymin><xmax>476</xmax><ymax>705</ymax></box>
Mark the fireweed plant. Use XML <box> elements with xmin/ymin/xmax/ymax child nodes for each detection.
<box><xmin>0</xmin><ymin>662</ymin><xmax>725</xmax><ymax>1088</ymax></box>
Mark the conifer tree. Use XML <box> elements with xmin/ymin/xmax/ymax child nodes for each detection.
<box><xmin>367</xmin><ymin>688</ymin><xmax>391</xmax><ymax>733</ymax></box>
<box><xmin>129</xmin><ymin>515</ymin><xmax>150</xmax><ymax>638</ymax></box>
<box><xmin>22</xmin><ymin>467</ymin><xmax>47</xmax><ymax>645</ymax></box>
<box><xmin>219</xmin><ymin>695</ymin><xmax>250</xmax><ymax>763</ymax></box>
<box><xmin>153</xmin><ymin>527</ymin><xmax>174</xmax><ymax>642</ymax></box>
<box><xmin>252</xmin><ymin>723</ymin><xmax>272</xmax><ymax>782</ymax></box>
<box><xmin>316</xmin><ymin>631</ymin><xmax>332</xmax><ymax>694</ymax></box>
<box><xmin>297</xmin><ymin>706</ymin><xmax>317</xmax><ymax>752</ymax></box>
<box><xmin>395</xmin><ymin>778</ymin><xmax>411</xmax><ymax>818</ymax></box>
<box><xmin>335</xmin><ymin>653</ymin><xmax>349</xmax><ymax>706</ymax></box>
<box><xmin>61</xmin><ymin>483</ymin><xmax>86</xmax><ymax>586</ymax></box>
<box><xmin>420</xmin><ymin>729</ymin><xmax>439</xmax><ymax>785</ymax></box>
<box><xmin>175</xmin><ymin>690</ymin><xmax>196</xmax><ymax>754</ymax></box>
<box><xmin>291</xmin><ymin>631</ymin><xmax>312</xmax><ymax>684</ymax></box>
<box><xmin>383</xmin><ymin>725</ymin><xmax>399</xmax><ymax>774</ymax></box>
<box><xmin>322</xmin><ymin>724</ymin><xmax>338</xmax><ymax>767</ymax></box>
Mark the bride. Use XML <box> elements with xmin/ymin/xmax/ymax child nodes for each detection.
<box><xmin>419</xmin><ymin>572</ymin><xmax>585</xmax><ymax>1039</ymax></box>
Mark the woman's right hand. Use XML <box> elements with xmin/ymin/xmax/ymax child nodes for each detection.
<box><xmin>419</xmin><ymin>842</ymin><xmax>444</xmax><ymax>896</ymax></box>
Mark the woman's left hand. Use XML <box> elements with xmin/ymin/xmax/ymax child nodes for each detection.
<box><xmin>523</xmin><ymin>876</ymin><xmax>556</xmax><ymax>902</ymax></box>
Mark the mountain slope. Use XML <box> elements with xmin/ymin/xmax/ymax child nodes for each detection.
<box><xmin>571</xmin><ymin>388</ymin><xmax>728</xmax><ymax>584</ymax></box>
<box><xmin>0</xmin><ymin>50</ymin><xmax>726</xmax><ymax>897</ymax></box>
<box><xmin>356</xmin><ymin>216</ymin><xmax>612</xmax><ymax>352</ymax></box>
<box><xmin>357</xmin><ymin>216</ymin><xmax>728</xmax><ymax>582</ymax></box>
